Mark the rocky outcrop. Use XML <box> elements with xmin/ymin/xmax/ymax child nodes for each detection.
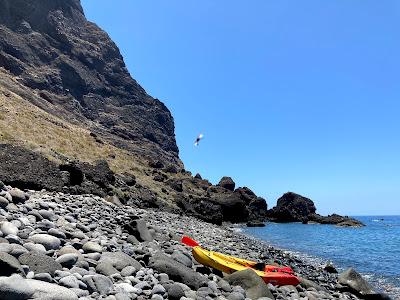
<box><xmin>217</xmin><ymin>176</ymin><xmax>235</xmax><ymax>191</ymax></box>
<box><xmin>235</xmin><ymin>187</ymin><xmax>268</xmax><ymax>221</ymax></box>
<box><xmin>308</xmin><ymin>214</ymin><xmax>365</xmax><ymax>227</ymax></box>
<box><xmin>0</xmin><ymin>144</ymin><xmax>65</xmax><ymax>191</ymax></box>
<box><xmin>268</xmin><ymin>192</ymin><xmax>316</xmax><ymax>223</ymax></box>
<box><xmin>207</xmin><ymin>186</ymin><xmax>249</xmax><ymax>223</ymax></box>
<box><xmin>0</xmin><ymin>144</ymin><xmax>116</xmax><ymax>197</ymax></box>
<box><xmin>175</xmin><ymin>182</ymin><xmax>269</xmax><ymax>225</ymax></box>
<box><xmin>268</xmin><ymin>193</ymin><xmax>364</xmax><ymax>227</ymax></box>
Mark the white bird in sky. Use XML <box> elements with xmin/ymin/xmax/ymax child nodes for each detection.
<box><xmin>194</xmin><ymin>133</ymin><xmax>204</xmax><ymax>146</ymax></box>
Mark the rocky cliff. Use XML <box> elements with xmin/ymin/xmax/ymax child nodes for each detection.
<box><xmin>0</xmin><ymin>0</ymin><xmax>271</xmax><ymax>224</ymax></box>
<box><xmin>0</xmin><ymin>0</ymin><xmax>184</xmax><ymax>196</ymax></box>
<box><xmin>0</xmin><ymin>0</ymin><xmax>179</xmax><ymax>164</ymax></box>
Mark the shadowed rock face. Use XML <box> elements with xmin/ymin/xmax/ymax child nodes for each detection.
<box><xmin>0</xmin><ymin>0</ymin><xmax>180</xmax><ymax>164</ymax></box>
<box><xmin>0</xmin><ymin>144</ymin><xmax>116</xmax><ymax>197</ymax></box>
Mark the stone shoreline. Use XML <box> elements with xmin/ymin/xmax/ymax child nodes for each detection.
<box><xmin>0</xmin><ymin>185</ymin><xmax>389</xmax><ymax>300</ymax></box>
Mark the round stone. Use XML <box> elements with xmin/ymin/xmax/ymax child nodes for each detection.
<box><xmin>0</xmin><ymin>252</ymin><xmax>23</xmax><ymax>276</ymax></box>
<box><xmin>59</xmin><ymin>275</ymin><xmax>80</xmax><ymax>288</ymax></box>
<box><xmin>120</xmin><ymin>266</ymin><xmax>136</xmax><ymax>277</ymax></box>
<box><xmin>9</xmin><ymin>188</ymin><xmax>27</xmax><ymax>203</ymax></box>
<box><xmin>0</xmin><ymin>196</ymin><xmax>9</xmax><ymax>208</ymax></box>
<box><xmin>152</xmin><ymin>284</ymin><xmax>166</xmax><ymax>295</ymax></box>
<box><xmin>48</xmin><ymin>228</ymin><xmax>66</xmax><ymax>239</ymax></box>
<box><xmin>38</xmin><ymin>209</ymin><xmax>56</xmax><ymax>221</ymax></box>
<box><xmin>151</xmin><ymin>294</ymin><xmax>164</xmax><ymax>300</ymax></box>
<box><xmin>30</xmin><ymin>234</ymin><xmax>61</xmax><ymax>250</ymax></box>
<box><xmin>56</xmin><ymin>253</ymin><xmax>79</xmax><ymax>268</ymax></box>
<box><xmin>82</xmin><ymin>241</ymin><xmax>102</xmax><ymax>253</ymax></box>
<box><xmin>1</xmin><ymin>221</ymin><xmax>19</xmax><ymax>236</ymax></box>
<box><xmin>23</xmin><ymin>242</ymin><xmax>47</xmax><ymax>253</ymax></box>
<box><xmin>167</xmin><ymin>283</ymin><xmax>186</xmax><ymax>300</ymax></box>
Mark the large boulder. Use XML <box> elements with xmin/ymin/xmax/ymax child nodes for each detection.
<box><xmin>123</xmin><ymin>219</ymin><xmax>153</xmax><ymax>242</ymax></box>
<box><xmin>98</xmin><ymin>252</ymin><xmax>142</xmax><ymax>272</ymax></box>
<box><xmin>218</xmin><ymin>177</ymin><xmax>236</xmax><ymax>191</ymax></box>
<box><xmin>19</xmin><ymin>252</ymin><xmax>62</xmax><ymax>276</ymax></box>
<box><xmin>225</xmin><ymin>269</ymin><xmax>275</xmax><ymax>300</ymax></box>
<box><xmin>337</xmin><ymin>268</ymin><xmax>391</xmax><ymax>299</ymax></box>
<box><xmin>268</xmin><ymin>192</ymin><xmax>316</xmax><ymax>222</ymax></box>
<box><xmin>208</xmin><ymin>186</ymin><xmax>249</xmax><ymax>223</ymax></box>
<box><xmin>0</xmin><ymin>145</ymin><xmax>65</xmax><ymax>191</ymax></box>
<box><xmin>82</xmin><ymin>274</ymin><xmax>113</xmax><ymax>296</ymax></box>
<box><xmin>149</xmin><ymin>252</ymin><xmax>207</xmax><ymax>290</ymax></box>
<box><xmin>30</xmin><ymin>234</ymin><xmax>61</xmax><ymax>250</ymax></box>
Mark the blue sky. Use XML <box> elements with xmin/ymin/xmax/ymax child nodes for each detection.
<box><xmin>81</xmin><ymin>0</ymin><xmax>400</xmax><ymax>215</ymax></box>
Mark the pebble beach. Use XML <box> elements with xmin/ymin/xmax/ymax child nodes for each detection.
<box><xmin>0</xmin><ymin>185</ymin><xmax>381</xmax><ymax>300</ymax></box>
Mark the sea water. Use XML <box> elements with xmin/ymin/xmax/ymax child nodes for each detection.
<box><xmin>243</xmin><ymin>216</ymin><xmax>400</xmax><ymax>299</ymax></box>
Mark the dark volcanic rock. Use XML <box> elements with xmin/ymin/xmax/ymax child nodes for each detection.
<box><xmin>246</xmin><ymin>221</ymin><xmax>266</xmax><ymax>227</ymax></box>
<box><xmin>268</xmin><ymin>192</ymin><xmax>316</xmax><ymax>222</ymax></box>
<box><xmin>235</xmin><ymin>187</ymin><xmax>268</xmax><ymax>221</ymax></box>
<box><xmin>0</xmin><ymin>144</ymin><xmax>115</xmax><ymax>196</ymax></box>
<box><xmin>336</xmin><ymin>220</ymin><xmax>365</xmax><ymax>227</ymax></box>
<box><xmin>308</xmin><ymin>213</ymin><xmax>365</xmax><ymax>227</ymax></box>
<box><xmin>0</xmin><ymin>0</ymin><xmax>181</xmax><ymax>167</ymax></box>
<box><xmin>0</xmin><ymin>144</ymin><xmax>65</xmax><ymax>191</ymax></box>
<box><xmin>177</xmin><ymin>197</ymin><xmax>223</xmax><ymax>225</ymax></box>
<box><xmin>217</xmin><ymin>176</ymin><xmax>236</xmax><ymax>191</ymax></box>
<box><xmin>176</xmin><ymin>182</ymin><xmax>269</xmax><ymax>224</ymax></box>
<box><xmin>208</xmin><ymin>186</ymin><xmax>249</xmax><ymax>223</ymax></box>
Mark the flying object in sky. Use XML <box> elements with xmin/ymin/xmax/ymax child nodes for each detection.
<box><xmin>194</xmin><ymin>133</ymin><xmax>204</xmax><ymax>146</ymax></box>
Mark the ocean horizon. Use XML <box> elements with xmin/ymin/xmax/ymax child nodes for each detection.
<box><xmin>243</xmin><ymin>215</ymin><xmax>400</xmax><ymax>299</ymax></box>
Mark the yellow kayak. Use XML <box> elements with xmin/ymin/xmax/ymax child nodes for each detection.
<box><xmin>192</xmin><ymin>246</ymin><xmax>299</xmax><ymax>286</ymax></box>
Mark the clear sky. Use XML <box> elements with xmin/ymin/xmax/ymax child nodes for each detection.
<box><xmin>81</xmin><ymin>0</ymin><xmax>400</xmax><ymax>216</ymax></box>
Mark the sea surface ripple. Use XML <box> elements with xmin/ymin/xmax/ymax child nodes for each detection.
<box><xmin>243</xmin><ymin>216</ymin><xmax>400</xmax><ymax>299</ymax></box>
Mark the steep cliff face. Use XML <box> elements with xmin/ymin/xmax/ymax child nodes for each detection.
<box><xmin>0</xmin><ymin>0</ymin><xmax>180</xmax><ymax>164</ymax></box>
